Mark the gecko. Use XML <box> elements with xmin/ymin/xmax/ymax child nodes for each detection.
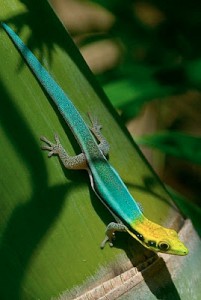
<box><xmin>2</xmin><ymin>23</ymin><xmax>188</xmax><ymax>256</ymax></box>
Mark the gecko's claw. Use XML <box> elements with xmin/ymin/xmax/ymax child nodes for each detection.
<box><xmin>40</xmin><ymin>136</ymin><xmax>52</xmax><ymax>145</ymax></box>
<box><xmin>100</xmin><ymin>232</ymin><xmax>115</xmax><ymax>249</ymax></box>
<box><xmin>100</xmin><ymin>237</ymin><xmax>108</xmax><ymax>249</ymax></box>
<box><xmin>54</xmin><ymin>133</ymin><xmax>61</xmax><ymax>143</ymax></box>
<box><xmin>137</xmin><ymin>202</ymin><xmax>144</xmax><ymax>213</ymax></box>
<box><xmin>100</xmin><ymin>236</ymin><xmax>113</xmax><ymax>249</ymax></box>
<box><xmin>40</xmin><ymin>134</ymin><xmax>61</xmax><ymax>156</ymax></box>
<box><xmin>48</xmin><ymin>150</ymin><xmax>55</xmax><ymax>158</ymax></box>
<box><xmin>87</xmin><ymin>113</ymin><xmax>102</xmax><ymax>134</ymax></box>
<box><xmin>41</xmin><ymin>145</ymin><xmax>55</xmax><ymax>157</ymax></box>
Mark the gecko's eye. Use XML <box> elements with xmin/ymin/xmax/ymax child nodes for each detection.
<box><xmin>158</xmin><ymin>241</ymin><xmax>170</xmax><ymax>251</ymax></box>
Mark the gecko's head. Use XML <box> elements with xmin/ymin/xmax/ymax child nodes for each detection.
<box><xmin>128</xmin><ymin>218</ymin><xmax>188</xmax><ymax>256</ymax></box>
<box><xmin>142</xmin><ymin>226</ymin><xmax>189</xmax><ymax>255</ymax></box>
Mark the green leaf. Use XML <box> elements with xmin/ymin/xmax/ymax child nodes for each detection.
<box><xmin>0</xmin><ymin>1</ymin><xmax>200</xmax><ymax>300</ymax></box>
<box><xmin>137</xmin><ymin>131</ymin><xmax>201</xmax><ymax>164</ymax></box>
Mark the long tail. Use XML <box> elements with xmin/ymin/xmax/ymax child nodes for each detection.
<box><xmin>2</xmin><ymin>23</ymin><xmax>98</xmax><ymax>156</ymax></box>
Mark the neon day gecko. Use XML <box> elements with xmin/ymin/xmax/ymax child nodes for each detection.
<box><xmin>2</xmin><ymin>23</ymin><xmax>188</xmax><ymax>255</ymax></box>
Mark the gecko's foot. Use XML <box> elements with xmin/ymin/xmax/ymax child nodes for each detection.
<box><xmin>87</xmin><ymin>112</ymin><xmax>110</xmax><ymax>157</ymax></box>
<box><xmin>137</xmin><ymin>202</ymin><xmax>144</xmax><ymax>213</ymax></box>
<box><xmin>100</xmin><ymin>233</ymin><xmax>115</xmax><ymax>249</ymax></box>
<box><xmin>40</xmin><ymin>134</ymin><xmax>61</xmax><ymax>157</ymax></box>
<box><xmin>100</xmin><ymin>222</ymin><xmax>127</xmax><ymax>249</ymax></box>
<box><xmin>87</xmin><ymin>113</ymin><xmax>102</xmax><ymax>134</ymax></box>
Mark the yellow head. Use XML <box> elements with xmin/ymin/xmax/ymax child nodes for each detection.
<box><xmin>127</xmin><ymin>217</ymin><xmax>188</xmax><ymax>255</ymax></box>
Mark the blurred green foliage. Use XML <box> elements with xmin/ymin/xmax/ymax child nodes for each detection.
<box><xmin>137</xmin><ymin>132</ymin><xmax>201</xmax><ymax>165</ymax></box>
<box><xmin>89</xmin><ymin>0</ymin><xmax>201</xmax><ymax>168</ymax></box>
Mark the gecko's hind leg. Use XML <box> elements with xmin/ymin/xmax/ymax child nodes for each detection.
<box><xmin>40</xmin><ymin>134</ymin><xmax>87</xmax><ymax>170</ymax></box>
<box><xmin>87</xmin><ymin>113</ymin><xmax>110</xmax><ymax>157</ymax></box>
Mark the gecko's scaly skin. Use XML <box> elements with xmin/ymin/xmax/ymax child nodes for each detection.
<box><xmin>2</xmin><ymin>23</ymin><xmax>188</xmax><ymax>255</ymax></box>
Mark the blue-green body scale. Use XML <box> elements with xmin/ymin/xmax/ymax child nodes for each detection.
<box><xmin>2</xmin><ymin>23</ymin><xmax>142</xmax><ymax>226</ymax></box>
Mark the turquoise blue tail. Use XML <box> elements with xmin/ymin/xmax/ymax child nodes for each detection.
<box><xmin>2</xmin><ymin>22</ymin><xmax>97</xmax><ymax>155</ymax></box>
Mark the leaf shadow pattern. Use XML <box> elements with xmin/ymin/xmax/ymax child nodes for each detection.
<box><xmin>1</xmin><ymin>0</ymin><xmax>63</xmax><ymax>64</ymax></box>
<box><xmin>1</xmin><ymin>0</ymin><xmax>115</xmax><ymax>127</ymax></box>
<box><xmin>1</xmin><ymin>0</ymin><xmax>106</xmax><ymax>97</ymax></box>
<box><xmin>125</xmin><ymin>236</ymin><xmax>182</xmax><ymax>299</ymax></box>
<box><xmin>140</xmin><ymin>257</ymin><xmax>182</xmax><ymax>300</ymax></box>
<box><xmin>0</xmin><ymin>80</ymin><xmax>71</xmax><ymax>299</ymax></box>
<box><xmin>0</xmin><ymin>185</ymin><xmax>68</xmax><ymax>300</ymax></box>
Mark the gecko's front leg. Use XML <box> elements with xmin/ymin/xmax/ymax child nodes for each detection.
<box><xmin>40</xmin><ymin>134</ymin><xmax>87</xmax><ymax>170</ymax></box>
<box><xmin>100</xmin><ymin>222</ymin><xmax>127</xmax><ymax>249</ymax></box>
